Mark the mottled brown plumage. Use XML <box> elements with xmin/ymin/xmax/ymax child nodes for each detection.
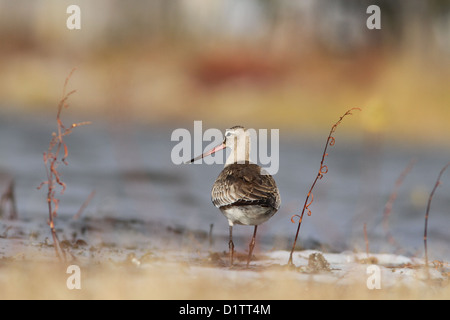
<box><xmin>212</xmin><ymin>163</ymin><xmax>280</xmax><ymax>226</ymax></box>
<box><xmin>188</xmin><ymin>126</ymin><xmax>280</xmax><ymax>267</ymax></box>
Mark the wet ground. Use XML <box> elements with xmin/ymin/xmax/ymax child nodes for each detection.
<box><xmin>0</xmin><ymin>111</ymin><xmax>449</xmax><ymax>264</ymax></box>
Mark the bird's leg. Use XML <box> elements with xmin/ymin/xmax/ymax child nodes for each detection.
<box><xmin>247</xmin><ymin>225</ymin><xmax>258</xmax><ymax>267</ymax></box>
<box><xmin>228</xmin><ymin>225</ymin><xmax>234</xmax><ymax>267</ymax></box>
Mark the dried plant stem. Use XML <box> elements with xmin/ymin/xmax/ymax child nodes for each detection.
<box><xmin>363</xmin><ymin>223</ymin><xmax>369</xmax><ymax>257</ymax></box>
<box><xmin>382</xmin><ymin>158</ymin><xmax>416</xmax><ymax>250</ymax></box>
<box><xmin>288</xmin><ymin>108</ymin><xmax>361</xmax><ymax>266</ymax></box>
<box><xmin>38</xmin><ymin>68</ymin><xmax>90</xmax><ymax>261</ymax></box>
<box><xmin>424</xmin><ymin>162</ymin><xmax>450</xmax><ymax>274</ymax></box>
<box><xmin>73</xmin><ymin>190</ymin><xmax>96</xmax><ymax>220</ymax></box>
<box><xmin>0</xmin><ymin>180</ymin><xmax>18</xmax><ymax>220</ymax></box>
<box><xmin>46</xmin><ymin>175</ymin><xmax>65</xmax><ymax>261</ymax></box>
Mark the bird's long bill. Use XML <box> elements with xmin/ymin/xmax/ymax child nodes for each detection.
<box><xmin>185</xmin><ymin>142</ymin><xmax>226</xmax><ymax>164</ymax></box>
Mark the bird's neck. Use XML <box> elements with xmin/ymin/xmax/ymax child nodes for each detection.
<box><xmin>225</xmin><ymin>135</ymin><xmax>251</xmax><ymax>166</ymax></box>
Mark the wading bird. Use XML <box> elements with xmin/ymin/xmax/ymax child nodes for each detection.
<box><xmin>187</xmin><ymin>126</ymin><xmax>280</xmax><ymax>267</ymax></box>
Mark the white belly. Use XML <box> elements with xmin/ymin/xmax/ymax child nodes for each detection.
<box><xmin>220</xmin><ymin>205</ymin><xmax>277</xmax><ymax>226</ymax></box>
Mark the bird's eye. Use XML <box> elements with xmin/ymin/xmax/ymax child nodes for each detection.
<box><xmin>225</xmin><ymin>131</ymin><xmax>232</xmax><ymax>137</ymax></box>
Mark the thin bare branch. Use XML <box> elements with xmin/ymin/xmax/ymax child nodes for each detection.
<box><xmin>424</xmin><ymin>161</ymin><xmax>450</xmax><ymax>277</ymax></box>
<box><xmin>288</xmin><ymin>107</ymin><xmax>361</xmax><ymax>266</ymax></box>
<box><xmin>73</xmin><ymin>190</ymin><xmax>96</xmax><ymax>220</ymax></box>
<box><xmin>38</xmin><ymin>68</ymin><xmax>90</xmax><ymax>262</ymax></box>
<box><xmin>382</xmin><ymin>158</ymin><xmax>416</xmax><ymax>251</ymax></box>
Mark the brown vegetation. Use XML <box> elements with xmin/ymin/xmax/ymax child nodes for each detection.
<box><xmin>37</xmin><ymin>69</ymin><xmax>90</xmax><ymax>261</ymax></box>
<box><xmin>288</xmin><ymin>108</ymin><xmax>361</xmax><ymax>265</ymax></box>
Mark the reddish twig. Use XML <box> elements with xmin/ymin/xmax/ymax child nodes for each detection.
<box><xmin>37</xmin><ymin>68</ymin><xmax>90</xmax><ymax>261</ymax></box>
<box><xmin>73</xmin><ymin>190</ymin><xmax>96</xmax><ymax>220</ymax></box>
<box><xmin>288</xmin><ymin>107</ymin><xmax>361</xmax><ymax>265</ymax></box>
<box><xmin>382</xmin><ymin>158</ymin><xmax>416</xmax><ymax>251</ymax></box>
<box><xmin>424</xmin><ymin>162</ymin><xmax>450</xmax><ymax>276</ymax></box>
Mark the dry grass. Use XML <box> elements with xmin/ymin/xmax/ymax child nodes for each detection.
<box><xmin>0</xmin><ymin>258</ymin><xmax>448</xmax><ymax>300</ymax></box>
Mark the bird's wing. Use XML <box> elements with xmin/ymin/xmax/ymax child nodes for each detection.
<box><xmin>211</xmin><ymin>164</ymin><xmax>280</xmax><ymax>210</ymax></box>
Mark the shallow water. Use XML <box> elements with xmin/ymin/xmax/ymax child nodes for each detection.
<box><xmin>0</xmin><ymin>112</ymin><xmax>449</xmax><ymax>261</ymax></box>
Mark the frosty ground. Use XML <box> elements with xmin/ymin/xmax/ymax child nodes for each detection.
<box><xmin>0</xmin><ymin>215</ymin><xmax>448</xmax><ymax>300</ymax></box>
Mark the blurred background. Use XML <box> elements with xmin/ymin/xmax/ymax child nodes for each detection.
<box><xmin>0</xmin><ymin>0</ymin><xmax>449</xmax><ymax>138</ymax></box>
<box><xmin>0</xmin><ymin>1</ymin><xmax>449</xmax><ymax>260</ymax></box>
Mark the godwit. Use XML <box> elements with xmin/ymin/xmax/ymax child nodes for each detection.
<box><xmin>188</xmin><ymin>126</ymin><xmax>280</xmax><ymax>266</ymax></box>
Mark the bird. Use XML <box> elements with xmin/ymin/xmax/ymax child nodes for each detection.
<box><xmin>187</xmin><ymin>126</ymin><xmax>280</xmax><ymax>267</ymax></box>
